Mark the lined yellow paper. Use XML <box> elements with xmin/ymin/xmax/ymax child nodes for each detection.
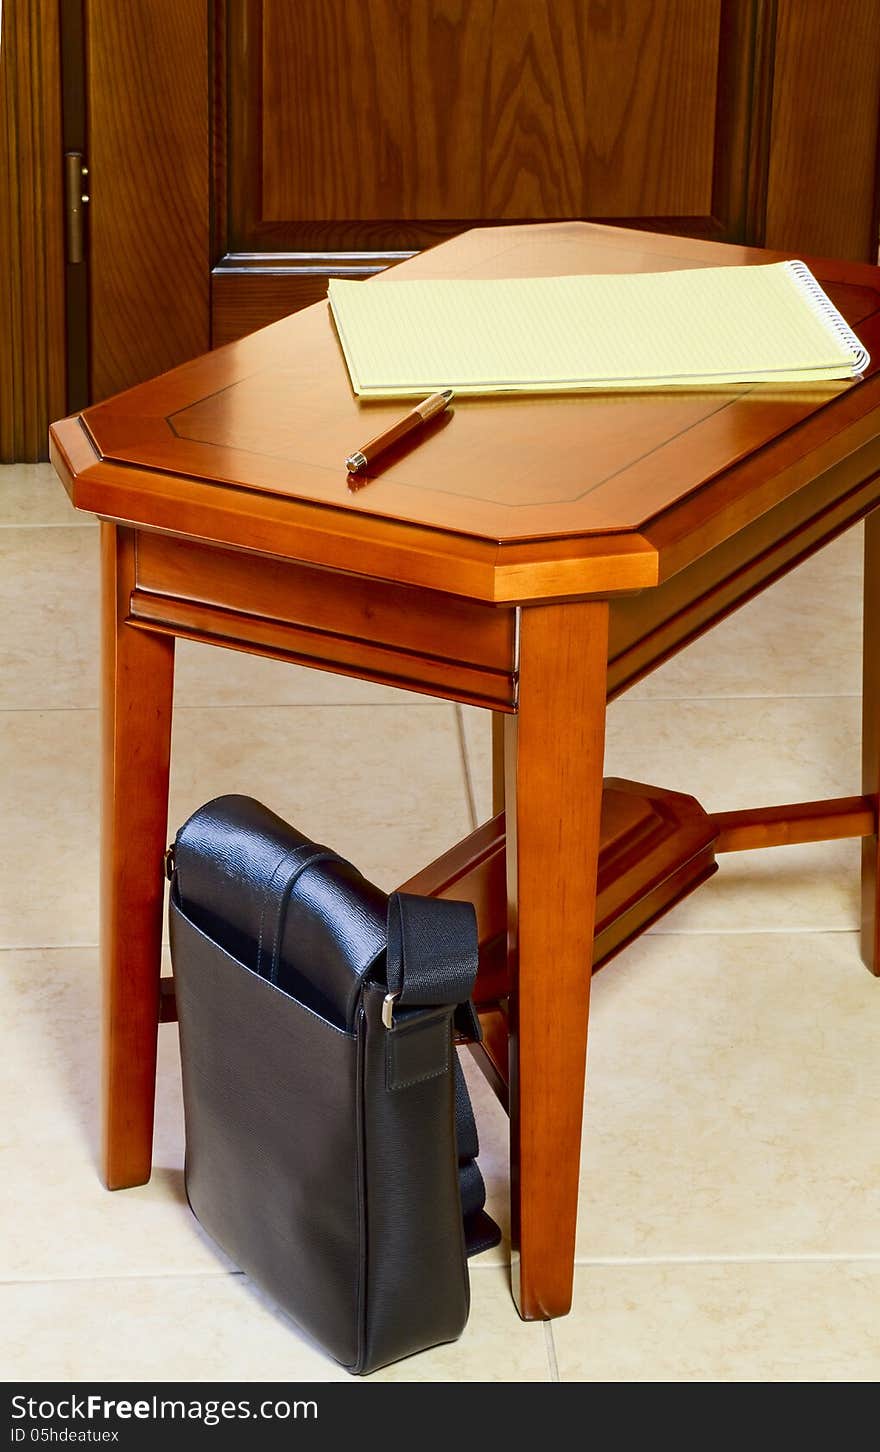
<box><xmin>328</xmin><ymin>262</ymin><xmax>869</xmax><ymax>397</ymax></box>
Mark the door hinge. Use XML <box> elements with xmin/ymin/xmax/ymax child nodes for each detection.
<box><xmin>64</xmin><ymin>151</ymin><xmax>89</xmax><ymax>264</ymax></box>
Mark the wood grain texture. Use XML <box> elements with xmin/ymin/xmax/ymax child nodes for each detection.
<box><xmin>505</xmin><ymin>601</ymin><xmax>609</xmax><ymax>1319</ymax></box>
<box><xmin>579</xmin><ymin>0</ymin><xmax>720</xmax><ymax>216</ymax></box>
<box><xmin>87</xmin><ymin>0</ymin><xmax>211</xmax><ymax>401</ymax></box>
<box><xmin>261</xmin><ymin>0</ymin><xmax>719</xmax><ymax>224</ymax></box>
<box><xmin>765</xmin><ymin>0</ymin><xmax>880</xmax><ymax>260</ymax></box>
<box><xmin>0</xmin><ymin>0</ymin><xmax>66</xmax><ymax>460</ymax></box>
<box><xmin>101</xmin><ymin>525</ymin><xmax>175</xmax><ymax>1188</ymax></box>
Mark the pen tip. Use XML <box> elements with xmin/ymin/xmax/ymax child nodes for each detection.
<box><xmin>441</xmin><ymin>388</ymin><xmax>454</xmax><ymax>403</ymax></box>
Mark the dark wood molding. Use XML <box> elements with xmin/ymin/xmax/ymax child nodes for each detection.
<box><xmin>0</xmin><ymin>0</ymin><xmax>66</xmax><ymax>460</ymax></box>
<box><xmin>742</xmin><ymin>0</ymin><xmax>779</xmax><ymax>245</ymax></box>
<box><xmin>707</xmin><ymin>0</ymin><xmax>778</xmax><ymax>248</ymax></box>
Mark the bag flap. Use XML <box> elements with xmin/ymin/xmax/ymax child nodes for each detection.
<box><xmin>173</xmin><ymin>794</ymin><xmax>387</xmax><ymax>1029</ymax></box>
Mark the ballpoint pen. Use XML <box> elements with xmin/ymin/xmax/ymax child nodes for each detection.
<box><xmin>345</xmin><ymin>389</ymin><xmax>454</xmax><ymax>474</ymax></box>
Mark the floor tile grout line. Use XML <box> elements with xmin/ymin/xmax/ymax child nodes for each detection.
<box><xmin>543</xmin><ymin>1322</ymin><xmax>561</xmax><ymax>1382</ymax></box>
<box><xmin>0</xmin><ymin>522</ymin><xmax>97</xmax><ymax>530</ymax></box>
<box><xmin>0</xmin><ymin>1263</ymin><xmax>517</xmax><ymax>1288</ymax></box>
<box><xmin>0</xmin><ymin>694</ymin><xmax>865</xmax><ymax>717</ymax></box>
<box><xmin>4</xmin><ymin>1253</ymin><xmax>880</xmax><ymax>1293</ymax></box>
<box><xmin>0</xmin><ymin>694</ymin><xmax>866</xmax><ymax>712</ymax></box>
<box><xmin>0</xmin><ymin>700</ymin><xmax>459</xmax><ymax>715</ymax></box>
<box><xmin>0</xmin><ymin>1270</ymin><xmax>247</xmax><ymax>1289</ymax></box>
<box><xmin>619</xmin><ymin>691</ymin><xmax>862</xmax><ymax>703</ymax></box>
<box><xmin>0</xmin><ymin>945</ymin><xmax>102</xmax><ymax>952</ymax></box>
<box><xmin>454</xmin><ymin>703</ymin><xmax>479</xmax><ymax>833</ymax></box>
<box><xmin>0</xmin><ymin>926</ymin><xmax>865</xmax><ymax>954</ymax></box>
<box><xmin>647</xmin><ymin>925</ymin><xmax>862</xmax><ymax>937</ymax></box>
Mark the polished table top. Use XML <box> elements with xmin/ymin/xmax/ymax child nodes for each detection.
<box><xmin>51</xmin><ymin>223</ymin><xmax>880</xmax><ymax>602</ymax></box>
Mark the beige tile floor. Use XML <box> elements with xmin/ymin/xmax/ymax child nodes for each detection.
<box><xmin>2</xmin><ymin>463</ymin><xmax>879</xmax><ymax>1382</ymax></box>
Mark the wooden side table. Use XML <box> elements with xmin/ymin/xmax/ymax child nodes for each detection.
<box><xmin>50</xmin><ymin>222</ymin><xmax>880</xmax><ymax>1322</ymax></box>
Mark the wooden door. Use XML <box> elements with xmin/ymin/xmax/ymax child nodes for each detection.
<box><xmin>81</xmin><ymin>0</ymin><xmax>880</xmax><ymax>406</ymax></box>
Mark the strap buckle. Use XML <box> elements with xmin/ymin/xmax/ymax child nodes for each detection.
<box><xmin>163</xmin><ymin>844</ymin><xmax>176</xmax><ymax>881</ymax></box>
<box><xmin>381</xmin><ymin>991</ymin><xmax>398</xmax><ymax>1030</ymax></box>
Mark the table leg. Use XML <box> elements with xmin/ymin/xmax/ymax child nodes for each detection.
<box><xmin>862</xmin><ymin>509</ymin><xmax>880</xmax><ymax>976</ymax></box>
<box><xmin>505</xmin><ymin>600</ymin><xmax>609</xmax><ymax>1319</ymax></box>
<box><xmin>101</xmin><ymin>524</ymin><xmax>175</xmax><ymax>1187</ymax></box>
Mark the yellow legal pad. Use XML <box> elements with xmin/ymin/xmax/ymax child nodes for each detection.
<box><xmin>328</xmin><ymin>262</ymin><xmax>870</xmax><ymax>397</ymax></box>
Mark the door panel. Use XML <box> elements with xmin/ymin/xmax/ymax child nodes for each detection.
<box><xmin>87</xmin><ymin>0</ymin><xmax>210</xmax><ymax>401</ymax></box>
<box><xmin>764</xmin><ymin>0</ymin><xmax>880</xmax><ymax>261</ymax></box>
<box><xmin>259</xmin><ymin>0</ymin><xmax>719</xmax><ymax>224</ymax></box>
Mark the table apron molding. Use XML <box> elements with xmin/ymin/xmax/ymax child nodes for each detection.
<box><xmin>129</xmin><ymin>530</ymin><xmax>521</xmax><ymax>710</ymax></box>
<box><xmin>128</xmin><ymin>595</ymin><xmax>519</xmax><ymax>711</ymax></box>
<box><xmin>609</xmin><ymin>464</ymin><xmax>880</xmax><ymax>698</ymax></box>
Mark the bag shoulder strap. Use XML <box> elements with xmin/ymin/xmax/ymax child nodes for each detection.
<box><xmin>384</xmin><ymin>892</ymin><xmax>481</xmax><ymax>1039</ymax></box>
<box><xmin>384</xmin><ymin>891</ymin><xmax>501</xmax><ymax>1259</ymax></box>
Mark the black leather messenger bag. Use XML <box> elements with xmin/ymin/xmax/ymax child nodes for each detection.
<box><xmin>167</xmin><ymin>795</ymin><xmax>499</xmax><ymax>1375</ymax></box>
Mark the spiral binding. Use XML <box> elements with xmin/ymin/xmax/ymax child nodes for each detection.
<box><xmin>784</xmin><ymin>259</ymin><xmax>871</xmax><ymax>375</ymax></box>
